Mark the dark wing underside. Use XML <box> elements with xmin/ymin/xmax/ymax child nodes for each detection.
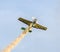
<box><xmin>33</xmin><ymin>23</ymin><xmax>47</xmax><ymax>30</ymax></box>
<box><xmin>18</xmin><ymin>17</ymin><xmax>32</xmax><ymax>25</ymax></box>
<box><xmin>18</xmin><ymin>17</ymin><xmax>47</xmax><ymax>30</ymax></box>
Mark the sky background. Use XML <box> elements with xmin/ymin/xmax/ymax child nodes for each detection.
<box><xmin>0</xmin><ymin>0</ymin><xmax>60</xmax><ymax>52</ymax></box>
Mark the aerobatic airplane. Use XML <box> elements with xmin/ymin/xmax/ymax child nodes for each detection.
<box><xmin>18</xmin><ymin>17</ymin><xmax>47</xmax><ymax>32</ymax></box>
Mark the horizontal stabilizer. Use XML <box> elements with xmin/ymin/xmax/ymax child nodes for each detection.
<box><xmin>29</xmin><ymin>30</ymin><xmax>32</xmax><ymax>33</ymax></box>
<box><xmin>21</xmin><ymin>27</ymin><xmax>26</xmax><ymax>30</ymax></box>
<box><xmin>21</xmin><ymin>27</ymin><xmax>32</xmax><ymax>33</ymax></box>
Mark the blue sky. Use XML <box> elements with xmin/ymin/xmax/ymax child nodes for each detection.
<box><xmin>0</xmin><ymin>0</ymin><xmax>60</xmax><ymax>52</ymax></box>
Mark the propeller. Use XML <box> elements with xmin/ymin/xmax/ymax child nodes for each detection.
<box><xmin>32</xmin><ymin>17</ymin><xmax>38</xmax><ymax>23</ymax></box>
<box><xmin>32</xmin><ymin>17</ymin><xmax>36</xmax><ymax>20</ymax></box>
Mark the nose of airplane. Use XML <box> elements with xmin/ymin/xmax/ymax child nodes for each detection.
<box><xmin>32</xmin><ymin>17</ymin><xmax>36</xmax><ymax>19</ymax></box>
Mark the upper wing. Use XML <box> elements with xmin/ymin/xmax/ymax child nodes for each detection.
<box><xmin>33</xmin><ymin>23</ymin><xmax>47</xmax><ymax>30</ymax></box>
<box><xmin>18</xmin><ymin>17</ymin><xmax>32</xmax><ymax>25</ymax></box>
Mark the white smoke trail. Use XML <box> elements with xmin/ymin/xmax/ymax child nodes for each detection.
<box><xmin>2</xmin><ymin>23</ymin><xmax>33</xmax><ymax>52</ymax></box>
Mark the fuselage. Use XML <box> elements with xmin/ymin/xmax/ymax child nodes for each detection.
<box><xmin>32</xmin><ymin>19</ymin><xmax>37</xmax><ymax>26</ymax></box>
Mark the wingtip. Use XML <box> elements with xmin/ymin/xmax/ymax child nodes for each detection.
<box><xmin>18</xmin><ymin>17</ymin><xmax>22</xmax><ymax>20</ymax></box>
<box><xmin>44</xmin><ymin>27</ymin><xmax>47</xmax><ymax>30</ymax></box>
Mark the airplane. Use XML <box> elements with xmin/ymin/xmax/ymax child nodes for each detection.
<box><xmin>18</xmin><ymin>17</ymin><xmax>47</xmax><ymax>32</ymax></box>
